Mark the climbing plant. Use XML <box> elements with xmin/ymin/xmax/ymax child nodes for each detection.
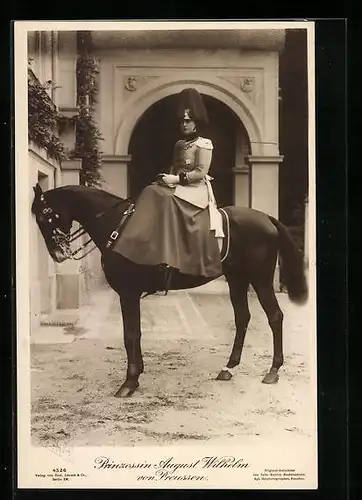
<box><xmin>28</xmin><ymin>63</ymin><xmax>67</xmax><ymax>162</ymax></box>
<box><xmin>69</xmin><ymin>31</ymin><xmax>104</xmax><ymax>187</ymax></box>
<box><xmin>28</xmin><ymin>31</ymin><xmax>104</xmax><ymax>187</ymax></box>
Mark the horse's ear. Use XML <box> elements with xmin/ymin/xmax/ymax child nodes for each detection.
<box><xmin>33</xmin><ymin>183</ymin><xmax>43</xmax><ymax>197</ymax></box>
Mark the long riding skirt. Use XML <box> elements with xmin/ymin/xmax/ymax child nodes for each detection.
<box><xmin>113</xmin><ymin>183</ymin><xmax>222</xmax><ymax>277</ymax></box>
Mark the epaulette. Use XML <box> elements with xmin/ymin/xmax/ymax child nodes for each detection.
<box><xmin>195</xmin><ymin>137</ymin><xmax>213</xmax><ymax>150</ymax></box>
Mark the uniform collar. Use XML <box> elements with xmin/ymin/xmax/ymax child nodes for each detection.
<box><xmin>183</xmin><ymin>132</ymin><xmax>199</xmax><ymax>142</ymax></box>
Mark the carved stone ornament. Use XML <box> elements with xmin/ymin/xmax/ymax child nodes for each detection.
<box><xmin>240</xmin><ymin>77</ymin><xmax>254</xmax><ymax>92</ymax></box>
<box><xmin>125</xmin><ymin>76</ymin><xmax>138</xmax><ymax>92</ymax></box>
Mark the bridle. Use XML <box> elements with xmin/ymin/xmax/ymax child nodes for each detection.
<box><xmin>54</xmin><ymin>225</ymin><xmax>97</xmax><ymax>261</ymax></box>
<box><xmin>36</xmin><ymin>194</ymin><xmax>132</xmax><ymax>262</ymax></box>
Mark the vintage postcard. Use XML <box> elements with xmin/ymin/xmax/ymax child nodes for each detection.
<box><xmin>14</xmin><ymin>20</ymin><xmax>317</xmax><ymax>489</ymax></box>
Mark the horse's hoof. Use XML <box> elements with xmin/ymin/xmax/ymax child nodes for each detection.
<box><xmin>114</xmin><ymin>382</ymin><xmax>139</xmax><ymax>398</ymax></box>
<box><xmin>216</xmin><ymin>369</ymin><xmax>233</xmax><ymax>381</ymax></box>
<box><xmin>262</xmin><ymin>372</ymin><xmax>279</xmax><ymax>384</ymax></box>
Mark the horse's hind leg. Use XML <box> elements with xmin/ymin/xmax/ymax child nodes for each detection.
<box><xmin>216</xmin><ymin>276</ymin><xmax>250</xmax><ymax>381</ymax></box>
<box><xmin>252</xmin><ymin>279</ymin><xmax>284</xmax><ymax>384</ymax></box>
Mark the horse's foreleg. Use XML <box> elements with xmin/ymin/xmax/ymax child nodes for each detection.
<box><xmin>114</xmin><ymin>290</ymin><xmax>143</xmax><ymax>398</ymax></box>
<box><xmin>216</xmin><ymin>277</ymin><xmax>250</xmax><ymax>381</ymax></box>
<box><xmin>253</xmin><ymin>281</ymin><xmax>284</xmax><ymax>384</ymax></box>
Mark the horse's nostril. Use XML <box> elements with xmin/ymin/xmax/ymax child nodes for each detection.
<box><xmin>52</xmin><ymin>248</ymin><xmax>67</xmax><ymax>263</ymax></box>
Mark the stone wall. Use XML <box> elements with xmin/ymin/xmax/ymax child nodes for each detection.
<box><xmin>28</xmin><ymin>143</ymin><xmax>60</xmax><ymax>331</ymax></box>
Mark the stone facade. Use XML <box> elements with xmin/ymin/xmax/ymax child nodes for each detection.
<box><xmin>94</xmin><ymin>43</ymin><xmax>284</xmax><ymax>217</ymax></box>
<box><xmin>91</xmin><ymin>31</ymin><xmax>285</xmax><ymax>287</ymax></box>
<box><xmin>28</xmin><ymin>29</ymin><xmax>287</xmax><ymax>317</ymax></box>
<box><xmin>28</xmin><ymin>32</ymin><xmax>87</xmax><ymax>330</ymax></box>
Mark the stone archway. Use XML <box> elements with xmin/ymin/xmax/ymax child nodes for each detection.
<box><xmin>109</xmin><ymin>76</ymin><xmax>281</xmax><ymax>223</ymax></box>
<box><xmin>114</xmin><ymin>78</ymin><xmax>262</xmax><ymax>157</ymax></box>
<box><xmin>128</xmin><ymin>93</ymin><xmax>249</xmax><ymax>206</ymax></box>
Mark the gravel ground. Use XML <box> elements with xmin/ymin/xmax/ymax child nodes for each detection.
<box><xmin>30</xmin><ymin>281</ymin><xmax>316</xmax><ymax>449</ymax></box>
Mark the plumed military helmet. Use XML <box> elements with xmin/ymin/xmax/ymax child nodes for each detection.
<box><xmin>176</xmin><ymin>88</ymin><xmax>209</xmax><ymax>125</ymax></box>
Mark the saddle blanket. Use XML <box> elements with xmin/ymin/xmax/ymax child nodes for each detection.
<box><xmin>219</xmin><ymin>207</ymin><xmax>231</xmax><ymax>263</ymax></box>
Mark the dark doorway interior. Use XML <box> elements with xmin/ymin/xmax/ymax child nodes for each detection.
<box><xmin>128</xmin><ymin>93</ymin><xmax>241</xmax><ymax>207</ymax></box>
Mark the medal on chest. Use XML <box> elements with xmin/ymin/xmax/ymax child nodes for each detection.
<box><xmin>180</xmin><ymin>137</ymin><xmax>198</xmax><ymax>151</ymax></box>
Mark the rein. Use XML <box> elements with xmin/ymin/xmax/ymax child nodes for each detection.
<box><xmin>65</xmin><ymin>234</ymin><xmax>97</xmax><ymax>261</ymax></box>
<box><xmin>58</xmin><ymin>200</ymin><xmax>132</xmax><ymax>262</ymax></box>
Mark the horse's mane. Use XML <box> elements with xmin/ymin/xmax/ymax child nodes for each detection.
<box><xmin>52</xmin><ymin>185</ymin><xmax>123</xmax><ymax>201</ymax></box>
<box><xmin>47</xmin><ymin>185</ymin><xmax>126</xmax><ymax>213</ymax></box>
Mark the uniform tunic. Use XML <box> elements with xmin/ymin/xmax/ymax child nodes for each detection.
<box><xmin>113</xmin><ymin>136</ymin><xmax>222</xmax><ymax>277</ymax></box>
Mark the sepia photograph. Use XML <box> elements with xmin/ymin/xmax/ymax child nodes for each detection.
<box><xmin>15</xmin><ymin>20</ymin><xmax>316</xmax><ymax>489</ymax></box>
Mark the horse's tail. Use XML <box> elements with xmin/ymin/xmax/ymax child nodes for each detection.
<box><xmin>268</xmin><ymin>216</ymin><xmax>308</xmax><ymax>305</ymax></box>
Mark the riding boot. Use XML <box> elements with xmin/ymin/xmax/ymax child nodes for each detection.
<box><xmin>163</xmin><ymin>265</ymin><xmax>174</xmax><ymax>295</ymax></box>
<box><xmin>141</xmin><ymin>264</ymin><xmax>174</xmax><ymax>298</ymax></box>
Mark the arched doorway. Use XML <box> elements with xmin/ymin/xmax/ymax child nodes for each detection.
<box><xmin>128</xmin><ymin>94</ymin><xmax>246</xmax><ymax>207</ymax></box>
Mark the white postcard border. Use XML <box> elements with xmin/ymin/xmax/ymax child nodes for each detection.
<box><xmin>14</xmin><ymin>20</ymin><xmax>317</xmax><ymax>490</ymax></box>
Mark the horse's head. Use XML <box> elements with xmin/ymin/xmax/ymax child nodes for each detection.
<box><xmin>31</xmin><ymin>183</ymin><xmax>73</xmax><ymax>263</ymax></box>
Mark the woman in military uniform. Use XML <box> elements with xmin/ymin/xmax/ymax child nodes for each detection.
<box><xmin>114</xmin><ymin>88</ymin><xmax>224</xmax><ymax>279</ymax></box>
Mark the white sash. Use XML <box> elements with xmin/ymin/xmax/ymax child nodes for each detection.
<box><xmin>205</xmin><ymin>175</ymin><xmax>225</xmax><ymax>238</ymax></box>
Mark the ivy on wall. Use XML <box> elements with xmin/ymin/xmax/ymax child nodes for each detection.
<box><xmin>27</xmin><ymin>31</ymin><xmax>104</xmax><ymax>188</ymax></box>
<box><xmin>69</xmin><ymin>31</ymin><xmax>104</xmax><ymax>187</ymax></box>
<box><xmin>70</xmin><ymin>48</ymin><xmax>104</xmax><ymax>187</ymax></box>
<box><xmin>28</xmin><ymin>65</ymin><xmax>67</xmax><ymax>162</ymax></box>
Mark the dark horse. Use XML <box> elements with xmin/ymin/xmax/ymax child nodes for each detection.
<box><xmin>31</xmin><ymin>183</ymin><xmax>308</xmax><ymax>398</ymax></box>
